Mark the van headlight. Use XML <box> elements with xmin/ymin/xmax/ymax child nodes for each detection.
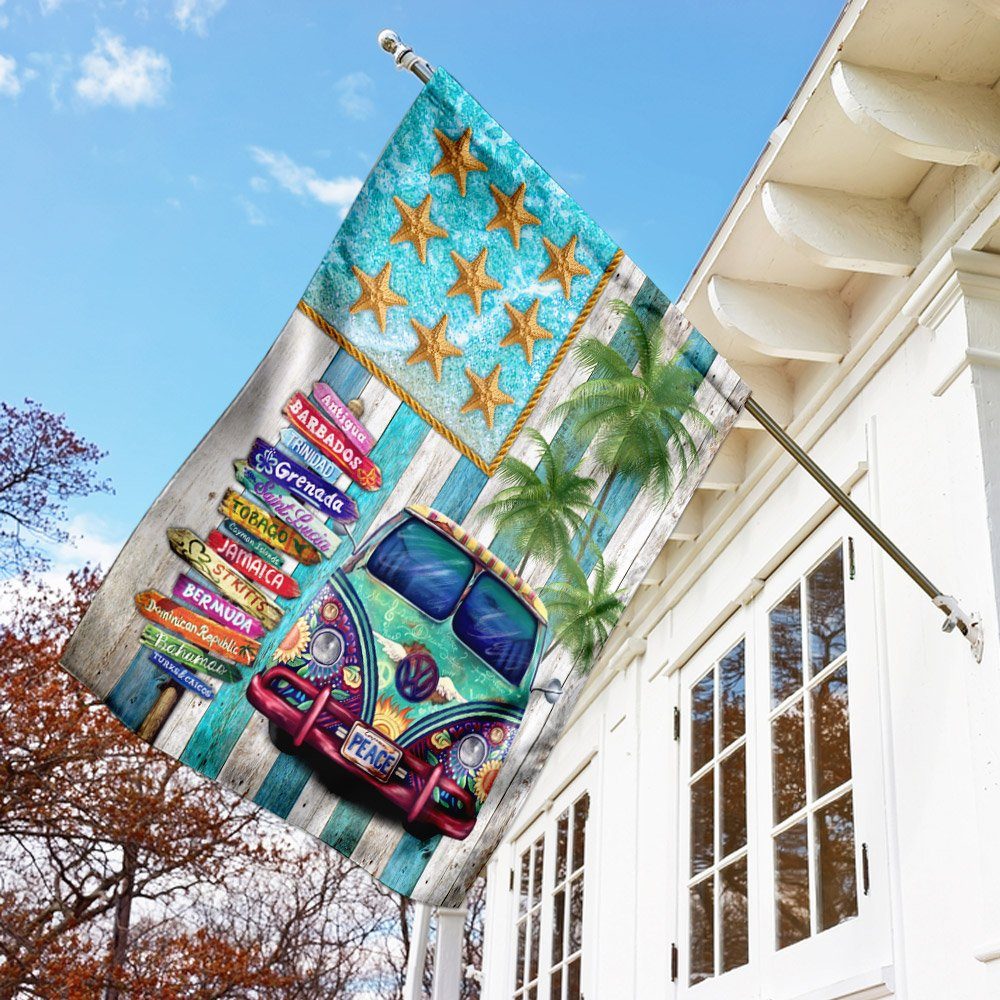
<box><xmin>456</xmin><ymin>733</ymin><xmax>489</xmax><ymax>770</ymax></box>
<box><xmin>309</xmin><ymin>627</ymin><xmax>345</xmax><ymax>668</ymax></box>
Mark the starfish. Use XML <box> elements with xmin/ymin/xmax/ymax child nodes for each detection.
<box><xmin>461</xmin><ymin>364</ymin><xmax>514</xmax><ymax>429</ymax></box>
<box><xmin>500</xmin><ymin>299</ymin><xmax>553</xmax><ymax>365</ymax></box>
<box><xmin>430</xmin><ymin>127</ymin><xmax>487</xmax><ymax>197</ymax></box>
<box><xmin>407</xmin><ymin>314</ymin><xmax>462</xmax><ymax>381</ymax></box>
<box><xmin>390</xmin><ymin>194</ymin><xmax>448</xmax><ymax>264</ymax></box>
<box><xmin>447</xmin><ymin>248</ymin><xmax>503</xmax><ymax>315</ymax></box>
<box><xmin>539</xmin><ymin>235</ymin><xmax>591</xmax><ymax>299</ymax></box>
<box><xmin>349</xmin><ymin>262</ymin><xmax>408</xmax><ymax>333</ymax></box>
<box><xmin>486</xmin><ymin>182</ymin><xmax>540</xmax><ymax>250</ymax></box>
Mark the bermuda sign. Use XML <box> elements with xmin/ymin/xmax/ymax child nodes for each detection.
<box><xmin>62</xmin><ymin>66</ymin><xmax>747</xmax><ymax>905</ymax></box>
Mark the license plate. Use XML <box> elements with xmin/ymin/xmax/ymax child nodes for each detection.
<box><xmin>342</xmin><ymin>721</ymin><xmax>402</xmax><ymax>783</ymax></box>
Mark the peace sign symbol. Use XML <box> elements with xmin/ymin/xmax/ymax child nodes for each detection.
<box><xmin>395</xmin><ymin>648</ymin><xmax>440</xmax><ymax>702</ymax></box>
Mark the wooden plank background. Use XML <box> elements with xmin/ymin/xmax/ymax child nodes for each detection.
<box><xmin>61</xmin><ymin>252</ymin><xmax>748</xmax><ymax>905</ymax></box>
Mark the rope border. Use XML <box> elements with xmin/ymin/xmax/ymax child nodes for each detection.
<box><xmin>297</xmin><ymin>246</ymin><xmax>625</xmax><ymax>477</ymax></box>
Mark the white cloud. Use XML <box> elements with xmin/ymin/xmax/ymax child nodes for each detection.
<box><xmin>75</xmin><ymin>31</ymin><xmax>171</xmax><ymax>109</ymax></box>
<box><xmin>38</xmin><ymin>0</ymin><xmax>63</xmax><ymax>13</ymax></box>
<box><xmin>172</xmin><ymin>0</ymin><xmax>226</xmax><ymax>35</ymax></box>
<box><xmin>335</xmin><ymin>70</ymin><xmax>374</xmax><ymax>120</ymax></box>
<box><xmin>249</xmin><ymin>146</ymin><xmax>362</xmax><ymax>218</ymax></box>
<box><xmin>236</xmin><ymin>194</ymin><xmax>266</xmax><ymax>226</ymax></box>
<box><xmin>248</xmin><ymin>175</ymin><xmax>268</xmax><ymax>193</ymax></box>
<box><xmin>0</xmin><ymin>53</ymin><xmax>21</xmax><ymax>96</ymax></box>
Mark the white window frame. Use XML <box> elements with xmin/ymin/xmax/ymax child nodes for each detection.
<box><xmin>509</xmin><ymin>767</ymin><xmax>593</xmax><ymax>1000</ymax></box>
<box><xmin>675</xmin><ymin>512</ymin><xmax>892</xmax><ymax>997</ymax></box>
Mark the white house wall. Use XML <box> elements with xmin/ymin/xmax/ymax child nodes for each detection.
<box><xmin>480</xmin><ymin>0</ymin><xmax>1000</xmax><ymax>995</ymax></box>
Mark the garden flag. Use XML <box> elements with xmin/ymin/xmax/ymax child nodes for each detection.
<box><xmin>62</xmin><ymin>68</ymin><xmax>748</xmax><ymax>905</ymax></box>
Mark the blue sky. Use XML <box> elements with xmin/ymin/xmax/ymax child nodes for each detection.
<box><xmin>0</xmin><ymin>0</ymin><xmax>844</xmax><ymax>573</ymax></box>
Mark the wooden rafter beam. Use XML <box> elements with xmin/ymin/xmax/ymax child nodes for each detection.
<box><xmin>762</xmin><ymin>181</ymin><xmax>920</xmax><ymax>276</ymax></box>
<box><xmin>831</xmin><ymin>61</ymin><xmax>1000</xmax><ymax>168</ymax></box>
<box><xmin>708</xmin><ymin>275</ymin><xmax>849</xmax><ymax>363</ymax></box>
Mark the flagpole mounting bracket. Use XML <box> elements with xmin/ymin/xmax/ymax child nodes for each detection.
<box><xmin>933</xmin><ymin>594</ymin><xmax>984</xmax><ymax>662</ymax></box>
<box><xmin>377</xmin><ymin>30</ymin><xmax>433</xmax><ymax>84</ymax></box>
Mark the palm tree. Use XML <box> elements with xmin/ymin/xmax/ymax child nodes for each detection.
<box><xmin>479</xmin><ymin>429</ymin><xmax>600</xmax><ymax>576</ymax></box>
<box><xmin>542</xmin><ymin>556</ymin><xmax>625</xmax><ymax>671</ymax></box>
<box><xmin>554</xmin><ymin>299</ymin><xmax>711</xmax><ymax>559</ymax></box>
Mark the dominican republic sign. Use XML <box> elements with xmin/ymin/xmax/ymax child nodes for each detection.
<box><xmin>61</xmin><ymin>67</ymin><xmax>748</xmax><ymax>906</ymax></box>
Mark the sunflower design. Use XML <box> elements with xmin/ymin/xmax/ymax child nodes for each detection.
<box><xmin>343</xmin><ymin>665</ymin><xmax>362</xmax><ymax>690</ymax></box>
<box><xmin>430</xmin><ymin>730</ymin><xmax>452</xmax><ymax>751</ymax></box>
<box><xmin>488</xmin><ymin>725</ymin><xmax>507</xmax><ymax>746</ymax></box>
<box><xmin>473</xmin><ymin>759</ymin><xmax>502</xmax><ymax>804</ymax></box>
<box><xmin>272</xmin><ymin>618</ymin><xmax>310</xmax><ymax>665</ymax></box>
<box><xmin>371</xmin><ymin>697</ymin><xmax>411</xmax><ymax>741</ymax></box>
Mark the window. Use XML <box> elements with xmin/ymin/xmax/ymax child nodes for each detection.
<box><xmin>514</xmin><ymin>834</ymin><xmax>545</xmax><ymax>1000</ymax></box>
<box><xmin>676</xmin><ymin>524</ymin><xmax>890</xmax><ymax>994</ymax></box>
<box><xmin>687</xmin><ymin>641</ymin><xmax>749</xmax><ymax>985</ymax></box>
<box><xmin>511</xmin><ymin>780</ymin><xmax>591</xmax><ymax>1000</ymax></box>
<box><xmin>549</xmin><ymin>794</ymin><xmax>588</xmax><ymax>999</ymax></box>
<box><xmin>768</xmin><ymin>546</ymin><xmax>856</xmax><ymax>950</ymax></box>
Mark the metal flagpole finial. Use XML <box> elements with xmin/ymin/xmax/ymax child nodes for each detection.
<box><xmin>377</xmin><ymin>29</ymin><xmax>433</xmax><ymax>85</ymax></box>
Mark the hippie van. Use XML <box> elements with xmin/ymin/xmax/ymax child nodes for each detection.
<box><xmin>247</xmin><ymin>504</ymin><xmax>549</xmax><ymax>840</ymax></box>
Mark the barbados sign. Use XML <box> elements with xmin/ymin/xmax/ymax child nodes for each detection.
<box><xmin>61</xmin><ymin>65</ymin><xmax>748</xmax><ymax>906</ymax></box>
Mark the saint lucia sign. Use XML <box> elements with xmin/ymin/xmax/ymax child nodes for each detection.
<box><xmin>61</xmin><ymin>64</ymin><xmax>747</xmax><ymax>905</ymax></box>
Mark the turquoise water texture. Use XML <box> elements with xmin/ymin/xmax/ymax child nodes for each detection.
<box><xmin>302</xmin><ymin>68</ymin><xmax>619</xmax><ymax>468</ymax></box>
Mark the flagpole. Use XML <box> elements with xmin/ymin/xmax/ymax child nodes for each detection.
<box><xmin>374</xmin><ymin>30</ymin><xmax>984</xmax><ymax>661</ymax></box>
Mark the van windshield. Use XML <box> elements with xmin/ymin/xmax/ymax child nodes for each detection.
<box><xmin>453</xmin><ymin>573</ymin><xmax>539</xmax><ymax>687</ymax></box>
<box><xmin>367</xmin><ymin>518</ymin><xmax>475</xmax><ymax>621</ymax></box>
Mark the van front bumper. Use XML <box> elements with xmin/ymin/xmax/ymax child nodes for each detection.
<box><xmin>247</xmin><ymin>666</ymin><xmax>478</xmax><ymax>841</ymax></box>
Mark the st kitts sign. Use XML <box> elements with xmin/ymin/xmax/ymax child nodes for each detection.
<box><xmin>62</xmin><ymin>58</ymin><xmax>748</xmax><ymax>905</ymax></box>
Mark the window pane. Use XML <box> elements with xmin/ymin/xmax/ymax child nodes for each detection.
<box><xmin>720</xmin><ymin>747</ymin><xmax>747</xmax><ymax>858</ymax></box>
<box><xmin>567</xmin><ymin>957</ymin><xmax>581</xmax><ymax>1000</ymax></box>
<box><xmin>555</xmin><ymin>810</ymin><xmax>568</xmax><ymax>885</ymax></box>
<box><xmin>550</xmin><ymin>968</ymin><xmax>562</xmax><ymax>1000</ymax></box>
<box><xmin>772</xmin><ymin>701</ymin><xmax>806</xmax><ymax>824</ymax></box>
<box><xmin>529</xmin><ymin>911</ymin><xmax>540</xmax><ymax>982</ymax></box>
<box><xmin>812</xmin><ymin>662</ymin><xmax>852</xmax><ymax>798</ymax></box>
<box><xmin>552</xmin><ymin>887</ymin><xmax>565</xmax><ymax>962</ymax></box>
<box><xmin>516</xmin><ymin>921</ymin><xmax>526</xmax><ymax>988</ymax></box>
<box><xmin>569</xmin><ymin>874</ymin><xmax>584</xmax><ymax>954</ymax></box>
<box><xmin>453</xmin><ymin>571</ymin><xmax>541</xmax><ymax>686</ymax></box>
<box><xmin>816</xmin><ymin>794</ymin><xmax>858</xmax><ymax>932</ymax></box>
<box><xmin>367</xmin><ymin>517</ymin><xmax>474</xmax><ymax>620</ymax></box>
<box><xmin>528</xmin><ymin>987</ymin><xmax>537</xmax><ymax>1000</ymax></box>
<box><xmin>720</xmin><ymin>640</ymin><xmax>746</xmax><ymax>748</ymax></box>
<box><xmin>690</xmin><ymin>770</ymin><xmax>714</xmax><ymax>876</ymax></box>
<box><xmin>689</xmin><ymin>876</ymin><xmax>714</xmax><ymax>985</ymax></box>
<box><xmin>770</xmin><ymin>585</ymin><xmax>803</xmax><ymax>707</ymax></box>
<box><xmin>571</xmin><ymin>795</ymin><xmax>589</xmax><ymax>873</ymax></box>
<box><xmin>808</xmin><ymin>547</ymin><xmax>846</xmax><ymax>674</ymax></box>
<box><xmin>775</xmin><ymin>820</ymin><xmax>810</xmax><ymax>950</ymax></box>
<box><xmin>720</xmin><ymin>857</ymin><xmax>749</xmax><ymax>974</ymax></box>
<box><xmin>531</xmin><ymin>838</ymin><xmax>544</xmax><ymax>905</ymax></box>
<box><xmin>691</xmin><ymin>671</ymin><xmax>714</xmax><ymax>772</ymax></box>
<box><xmin>519</xmin><ymin>854</ymin><xmax>530</xmax><ymax>915</ymax></box>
